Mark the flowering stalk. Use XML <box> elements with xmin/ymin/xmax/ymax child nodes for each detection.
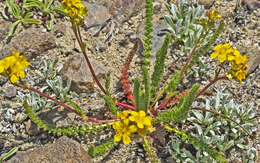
<box><xmin>196</xmin><ymin>76</ymin><xmax>226</xmax><ymax>98</ymax></box>
<box><xmin>15</xmin><ymin>83</ymin><xmax>116</xmax><ymax>123</ymax></box>
<box><xmin>62</xmin><ymin>0</ymin><xmax>106</xmax><ymax>94</ymax></box>
<box><xmin>180</xmin><ymin>41</ymin><xmax>200</xmax><ymax>78</ymax></box>
<box><xmin>72</xmin><ymin>26</ymin><xmax>106</xmax><ymax>94</ymax></box>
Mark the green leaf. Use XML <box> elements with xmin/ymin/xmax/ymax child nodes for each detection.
<box><xmin>105</xmin><ymin>77</ymin><xmax>111</xmax><ymax>96</ymax></box>
<box><xmin>21</xmin><ymin>18</ymin><xmax>42</xmax><ymax>24</ymax></box>
<box><xmin>8</xmin><ymin>20</ymin><xmax>21</xmax><ymax>37</ymax></box>
<box><xmin>24</xmin><ymin>12</ymin><xmax>34</xmax><ymax>19</ymax></box>
<box><xmin>0</xmin><ymin>147</ymin><xmax>19</xmax><ymax>162</ymax></box>
<box><xmin>47</xmin><ymin>13</ymin><xmax>54</xmax><ymax>30</ymax></box>
<box><xmin>53</xmin><ymin>6</ymin><xmax>67</xmax><ymax>16</ymax></box>
<box><xmin>88</xmin><ymin>139</ymin><xmax>117</xmax><ymax>158</ymax></box>
<box><xmin>68</xmin><ymin>100</ymin><xmax>85</xmax><ymax>119</ymax></box>
<box><xmin>47</xmin><ymin>0</ymin><xmax>54</xmax><ymax>9</ymax></box>
<box><xmin>104</xmin><ymin>95</ymin><xmax>118</xmax><ymax>115</ymax></box>
<box><xmin>23</xmin><ymin>0</ymin><xmax>44</xmax><ymax>10</ymax></box>
<box><xmin>155</xmin><ymin>84</ymin><xmax>200</xmax><ymax>122</ymax></box>
<box><xmin>151</xmin><ymin>34</ymin><xmax>171</xmax><ymax>95</ymax></box>
<box><xmin>142</xmin><ymin>66</ymin><xmax>151</xmax><ymax>113</ymax></box>
<box><xmin>133</xmin><ymin>78</ymin><xmax>141</xmax><ymax>111</ymax></box>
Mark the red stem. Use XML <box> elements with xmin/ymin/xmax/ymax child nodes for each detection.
<box><xmin>74</xmin><ymin>26</ymin><xmax>106</xmax><ymax>94</ymax></box>
<box><xmin>196</xmin><ymin>76</ymin><xmax>226</xmax><ymax>98</ymax></box>
<box><xmin>116</xmin><ymin>101</ymin><xmax>136</xmax><ymax>111</ymax></box>
<box><xmin>15</xmin><ymin>83</ymin><xmax>116</xmax><ymax>123</ymax></box>
<box><xmin>180</xmin><ymin>42</ymin><xmax>199</xmax><ymax>78</ymax></box>
<box><xmin>155</xmin><ymin>98</ymin><xmax>169</xmax><ymax>112</ymax></box>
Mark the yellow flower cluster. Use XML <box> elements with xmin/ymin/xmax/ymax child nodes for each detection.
<box><xmin>210</xmin><ymin>43</ymin><xmax>247</xmax><ymax>82</ymax></box>
<box><xmin>206</xmin><ymin>9</ymin><xmax>222</xmax><ymax>22</ymax></box>
<box><xmin>198</xmin><ymin>10</ymin><xmax>222</xmax><ymax>29</ymax></box>
<box><xmin>113</xmin><ymin>110</ymin><xmax>154</xmax><ymax>145</ymax></box>
<box><xmin>0</xmin><ymin>52</ymin><xmax>30</xmax><ymax>83</ymax></box>
<box><xmin>62</xmin><ymin>0</ymin><xmax>87</xmax><ymax>25</ymax></box>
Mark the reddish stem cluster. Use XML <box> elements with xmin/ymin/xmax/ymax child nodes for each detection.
<box><xmin>120</xmin><ymin>41</ymin><xmax>139</xmax><ymax>108</ymax></box>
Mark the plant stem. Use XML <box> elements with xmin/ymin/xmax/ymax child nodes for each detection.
<box><xmin>15</xmin><ymin>83</ymin><xmax>116</xmax><ymax>123</ymax></box>
<box><xmin>196</xmin><ymin>76</ymin><xmax>226</xmax><ymax>98</ymax></box>
<box><xmin>116</xmin><ymin>101</ymin><xmax>136</xmax><ymax>111</ymax></box>
<box><xmin>150</xmin><ymin>98</ymin><xmax>170</xmax><ymax>116</ymax></box>
<box><xmin>180</xmin><ymin>42</ymin><xmax>200</xmax><ymax>78</ymax></box>
<box><xmin>192</xmin><ymin>107</ymin><xmax>250</xmax><ymax>136</ymax></box>
<box><xmin>73</xmin><ymin>25</ymin><xmax>106</xmax><ymax>94</ymax></box>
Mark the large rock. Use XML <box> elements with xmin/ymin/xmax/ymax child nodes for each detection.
<box><xmin>60</xmin><ymin>54</ymin><xmax>108</xmax><ymax>94</ymax></box>
<box><xmin>6</xmin><ymin>136</ymin><xmax>92</xmax><ymax>163</ymax></box>
<box><xmin>83</xmin><ymin>2</ymin><xmax>110</xmax><ymax>34</ymax></box>
<box><xmin>0</xmin><ymin>28</ymin><xmax>56</xmax><ymax>60</ymax></box>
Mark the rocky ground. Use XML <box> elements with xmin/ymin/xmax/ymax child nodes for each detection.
<box><xmin>0</xmin><ymin>0</ymin><xmax>259</xmax><ymax>162</ymax></box>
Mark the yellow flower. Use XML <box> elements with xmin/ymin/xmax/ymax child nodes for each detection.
<box><xmin>117</xmin><ymin>110</ymin><xmax>131</xmax><ymax>125</ymax></box>
<box><xmin>207</xmin><ymin>10</ymin><xmax>222</xmax><ymax>22</ymax></box>
<box><xmin>210</xmin><ymin>43</ymin><xmax>232</xmax><ymax>62</ymax></box>
<box><xmin>0</xmin><ymin>52</ymin><xmax>30</xmax><ymax>83</ymax></box>
<box><xmin>113</xmin><ymin>121</ymin><xmax>137</xmax><ymax>145</ymax></box>
<box><xmin>211</xmin><ymin>44</ymin><xmax>248</xmax><ymax>83</ymax></box>
<box><xmin>62</xmin><ymin>0</ymin><xmax>87</xmax><ymax>25</ymax></box>
<box><xmin>129</xmin><ymin>111</ymin><xmax>152</xmax><ymax>129</ymax></box>
<box><xmin>113</xmin><ymin>110</ymin><xmax>154</xmax><ymax>144</ymax></box>
<box><xmin>234</xmin><ymin>69</ymin><xmax>247</xmax><ymax>83</ymax></box>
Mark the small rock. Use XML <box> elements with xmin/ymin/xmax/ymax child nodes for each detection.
<box><xmin>7</xmin><ymin>136</ymin><xmax>92</xmax><ymax>163</ymax></box>
<box><xmin>4</xmin><ymin>85</ymin><xmax>17</xmax><ymax>98</ymax></box>
<box><xmin>14</xmin><ymin>112</ymin><xmax>26</xmax><ymax>123</ymax></box>
<box><xmin>0</xmin><ymin>21</ymin><xmax>11</xmax><ymax>42</ymax></box>
<box><xmin>60</xmin><ymin>53</ymin><xmax>108</xmax><ymax>94</ymax></box>
<box><xmin>1</xmin><ymin>101</ymin><xmax>11</xmax><ymax>108</ymax></box>
<box><xmin>0</xmin><ymin>76</ymin><xmax>8</xmax><ymax>86</ymax></box>
<box><xmin>0</xmin><ymin>28</ymin><xmax>56</xmax><ymax>60</ymax></box>
<box><xmin>198</xmin><ymin>0</ymin><xmax>215</xmax><ymax>9</ymax></box>
<box><xmin>95</xmin><ymin>43</ymin><xmax>107</xmax><ymax>52</ymax></box>
<box><xmin>0</xmin><ymin>138</ymin><xmax>4</xmax><ymax>151</ymax></box>
<box><xmin>241</xmin><ymin>0</ymin><xmax>260</xmax><ymax>11</ymax></box>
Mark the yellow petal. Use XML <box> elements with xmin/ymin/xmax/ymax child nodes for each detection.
<box><xmin>129</xmin><ymin>115</ymin><xmax>135</xmax><ymax>121</ymax></box>
<box><xmin>144</xmin><ymin>116</ymin><xmax>152</xmax><ymax>126</ymax></box>
<box><xmin>123</xmin><ymin>119</ymin><xmax>129</xmax><ymax>125</ymax></box>
<box><xmin>137</xmin><ymin>122</ymin><xmax>144</xmax><ymax>129</ymax></box>
<box><xmin>10</xmin><ymin>75</ymin><xmax>18</xmax><ymax>83</ymax></box>
<box><xmin>218</xmin><ymin>55</ymin><xmax>226</xmax><ymax>63</ymax></box>
<box><xmin>12</xmin><ymin>51</ymin><xmax>20</xmax><ymax>58</ymax></box>
<box><xmin>139</xmin><ymin>110</ymin><xmax>146</xmax><ymax>117</ymax></box>
<box><xmin>122</xmin><ymin>134</ymin><xmax>131</xmax><ymax>145</ymax></box>
<box><xmin>114</xmin><ymin>133</ymin><xmax>122</xmax><ymax>142</ymax></box>
<box><xmin>18</xmin><ymin>70</ymin><xmax>25</xmax><ymax>78</ymax></box>
<box><xmin>210</xmin><ymin>52</ymin><xmax>218</xmax><ymax>59</ymax></box>
<box><xmin>128</xmin><ymin>125</ymin><xmax>137</xmax><ymax>133</ymax></box>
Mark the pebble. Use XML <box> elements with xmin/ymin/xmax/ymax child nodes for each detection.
<box><xmin>1</xmin><ymin>101</ymin><xmax>11</xmax><ymax>108</ymax></box>
<box><xmin>4</xmin><ymin>85</ymin><xmax>17</xmax><ymax>98</ymax></box>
